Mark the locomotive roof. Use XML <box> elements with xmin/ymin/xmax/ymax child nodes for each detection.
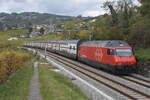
<box><xmin>80</xmin><ymin>40</ymin><xmax>130</xmax><ymax>47</ymax></box>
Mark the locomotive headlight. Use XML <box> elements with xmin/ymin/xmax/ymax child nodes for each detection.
<box><xmin>117</xmin><ymin>62</ymin><xmax>122</xmax><ymax>66</ymax></box>
<box><xmin>130</xmin><ymin>62</ymin><xmax>135</xmax><ymax>65</ymax></box>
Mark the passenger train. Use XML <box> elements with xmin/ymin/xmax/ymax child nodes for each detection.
<box><xmin>24</xmin><ymin>40</ymin><xmax>137</xmax><ymax>74</ymax></box>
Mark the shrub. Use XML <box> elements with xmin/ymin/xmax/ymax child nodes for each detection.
<box><xmin>0</xmin><ymin>50</ymin><xmax>30</xmax><ymax>82</ymax></box>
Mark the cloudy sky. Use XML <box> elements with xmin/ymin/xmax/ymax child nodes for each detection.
<box><xmin>0</xmin><ymin>0</ymin><xmax>139</xmax><ymax>17</ymax></box>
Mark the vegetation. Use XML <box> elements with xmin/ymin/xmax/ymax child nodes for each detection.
<box><xmin>0</xmin><ymin>65</ymin><xmax>33</xmax><ymax>100</ymax></box>
<box><xmin>39</xmin><ymin>64</ymin><xmax>88</xmax><ymax>100</ymax></box>
<box><xmin>39</xmin><ymin>27</ymin><xmax>45</xmax><ymax>35</ymax></box>
<box><xmin>135</xmin><ymin>49</ymin><xmax>150</xmax><ymax>61</ymax></box>
<box><xmin>0</xmin><ymin>29</ymin><xmax>31</xmax><ymax>83</ymax></box>
<box><xmin>0</xmin><ymin>12</ymin><xmax>75</xmax><ymax>28</ymax></box>
<box><xmin>0</xmin><ymin>50</ymin><xmax>31</xmax><ymax>83</ymax></box>
<box><xmin>0</xmin><ymin>29</ymin><xmax>27</xmax><ymax>40</ymax></box>
<box><xmin>0</xmin><ymin>40</ymin><xmax>23</xmax><ymax>51</ymax></box>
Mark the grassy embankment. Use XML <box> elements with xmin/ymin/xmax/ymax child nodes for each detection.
<box><xmin>0</xmin><ymin>50</ymin><xmax>34</xmax><ymax>100</ymax></box>
<box><xmin>0</xmin><ymin>65</ymin><xmax>33</xmax><ymax>100</ymax></box>
<box><xmin>0</xmin><ymin>29</ymin><xmax>34</xmax><ymax>100</ymax></box>
<box><xmin>39</xmin><ymin>64</ymin><xmax>89</xmax><ymax>100</ymax></box>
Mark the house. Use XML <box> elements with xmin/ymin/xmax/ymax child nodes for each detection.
<box><xmin>8</xmin><ymin>37</ymin><xmax>18</xmax><ymax>41</ymax></box>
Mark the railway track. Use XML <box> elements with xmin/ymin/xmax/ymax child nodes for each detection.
<box><xmin>130</xmin><ymin>75</ymin><xmax>150</xmax><ymax>83</ymax></box>
<box><xmin>120</xmin><ymin>76</ymin><xmax>150</xmax><ymax>88</ymax></box>
<box><xmin>45</xmin><ymin>52</ymin><xmax>150</xmax><ymax>100</ymax></box>
<box><xmin>31</xmin><ymin>48</ymin><xmax>150</xmax><ymax>100</ymax></box>
<box><xmin>47</xmin><ymin>52</ymin><xmax>150</xmax><ymax>86</ymax></box>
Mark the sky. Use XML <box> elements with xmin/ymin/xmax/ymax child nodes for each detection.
<box><xmin>0</xmin><ymin>0</ymin><xmax>139</xmax><ymax>17</ymax></box>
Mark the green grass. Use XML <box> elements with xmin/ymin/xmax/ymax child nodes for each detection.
<box><xmin>0</xmin><ymin>66</ymin><xmax>33</xmax><ymax>100</ymax></box>
<box><xmin>135</xmin><ymin>48</ymin><xmax>150</xmax><ymax>61</ymax></box>
<box><xmin>0</xmin><ymin>29</ymin><xmax>28</xmax><ymax>51</ymax></box>
<box><xmin>39</xmin><ymin>65</ymin><xmax>89</xmax><ymax>100</ymax></box>
<box><xmin>0</xmin><ymin>29</ymin><xmax>27</xmax><ymax>40</ymax></box>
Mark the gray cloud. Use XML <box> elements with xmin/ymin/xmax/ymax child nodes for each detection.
<box><xmin>0</xmin><ymin>0</ymin><xmax>110</xmax><ymax>16</ymax></box>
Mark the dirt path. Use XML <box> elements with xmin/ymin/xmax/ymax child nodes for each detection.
<box><xmin>28</xmin><ymin>62</ymin><xmax>42</xmax><ymax>100</ymax></box>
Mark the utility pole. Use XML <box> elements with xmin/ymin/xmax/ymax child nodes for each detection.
<box><xmin>89</xmin><ymin>26</ymin><xmax>94</xmax><ymax>40</ymax></box>
<box><xmin>89</xmin><ymin>33</ymin><xmax>93</xmax><ymax>41</ymax></box>
<box><xmin>45</xmin><ymin>44</ymin><xmax>47</xmax><ymax>58</ymax></box>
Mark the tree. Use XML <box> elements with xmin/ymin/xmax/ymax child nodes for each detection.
<box><xmin>5</xmin><ymin>24</ymin><xmax>12</xmax><ymax>30</ymax></box>
<box><xmin>0</xmin><ymin>22</ymin><xmax>4</xmax><ymax>30</ymax></box>
<box><xmin>26</xmin><ymin>22</ymin><xmax>33</xmax><ymax>38</ymax></box>
<box><xmin>128</xmin><ymin>0</ymin><xmax>150</xmax><ymax>48</ymax></box>
<box><xmin>40</xmin><ymin>27</ymin><xmax>45</xmax><ymax>35</ymax></box>
<box><xmin>28</xmin><ymin>27</ymin><xmax>33</xmax><ymax>33</ymax></box>
<box><xmin>79</xmin><ymin>30</ymin><xmax>89</xmax><ymax>40</ymax></box>
<box><xmin>138</xmin><ymin>0</ymin><xmax>150</xmax><ymax>17</ymax></box>
<box><xmin>77</xmin><ymin>15</ymin><xmax>82</xmax><ymax>19</ymax></box>
<box><xmin>117</xmin><ymin>0</ymin><xmax>135</xmax><ymax>36</ymax></box>
<box><xmin>103</xmin><ymin>0</ymin><xmax>136</xmax><ymax>36</ymax></box>
<box><xmin>129</xmin><ymin>18</ymin><xmax>150</xmax><ymax>48</ymax></box>
<box><xmin>27</xmin><ymin>27</ymin><xmax>33</xmax><ymax>38</ymax></box>
<box><xmin>103</xmin><ymin>2</ymin><xmax>118</xmax><ymax>25</ymax></box>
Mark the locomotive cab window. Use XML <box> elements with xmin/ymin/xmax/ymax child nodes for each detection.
<box><xmin>116</xmin><ymin>49</ymin><xmax>133</xmax><ymax>57</ymax></box>
<box><xmin>107</xmin><ymin>49</ymin><xmax>115</xmax><ymax>55</ymax></box>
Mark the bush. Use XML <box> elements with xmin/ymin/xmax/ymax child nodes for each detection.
<box><xmin>135</xmin><ymin>48</ymin><xmax>150</xmax><ymax>61</ymax></box>
<box><xmin>93</xmin><ymin>26</ymin><xmax>124</xmax><ymax>40</ymax></box>
<box><xmin>129</xmin><ymin>17</ymin><xmax>150</xmax><ymax>48</ymax></box>
<box><xmin>0</xmin><ymin>50</ymin><xmax>30</xmax><ymax>82</ymax></box>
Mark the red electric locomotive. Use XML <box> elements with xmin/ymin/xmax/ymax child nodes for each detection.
<box><xmin>77</xmin><ymin>41</ymin><xmax>137</xmax><ymax>73</ymax></box>
<box><xmin>24</xmin><ymin>40</ymin><xmax>137</xmax><ymax>74</ymax></box>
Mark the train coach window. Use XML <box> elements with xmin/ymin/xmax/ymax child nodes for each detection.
<box><xmin>70</xmin><ymin>46</ymin><xmax>72</xmax><ymax>49</ymax></box>
<box><xmin>73</xmin><ymin>46</ymin><xmax>76</xmax><ymax>50</ymax></box>
<box><xmin>107</xmin><ymin>49</ymin><xmax>115</xmax><ymax>55</ymax></box>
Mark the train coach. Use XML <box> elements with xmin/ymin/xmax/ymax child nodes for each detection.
<box><xmin>23</xmin><ymin>40</ymin><xmax>137</xmax><ymax>74</ymax></box>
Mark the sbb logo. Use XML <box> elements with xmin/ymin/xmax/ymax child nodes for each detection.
<box><xmin>95</xmin><ymin>48</ymin><xmax>103</xmax><ymax>61</ymax></box>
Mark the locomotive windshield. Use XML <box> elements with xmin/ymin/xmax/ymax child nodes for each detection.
<box><xmin>116</xmin><ymin>49</ymin><xmax>133</xmax><ymax>57</ymax></box>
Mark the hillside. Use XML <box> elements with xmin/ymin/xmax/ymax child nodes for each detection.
<box><xmin>0</xmin><ymin>12</ymin><xmax>75</xmax><ymax>27</ymax></box>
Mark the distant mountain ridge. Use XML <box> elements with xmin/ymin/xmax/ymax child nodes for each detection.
<box><xmin>0</xmin><ymin>12</ymin><xmax>76</xmax><ymax>26</ymax></box>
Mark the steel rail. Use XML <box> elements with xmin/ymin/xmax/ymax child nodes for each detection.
<box><xmin>47</xmin><ymin>52</ymin><xmax>150</xmax><ymax>100</ymax></box>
